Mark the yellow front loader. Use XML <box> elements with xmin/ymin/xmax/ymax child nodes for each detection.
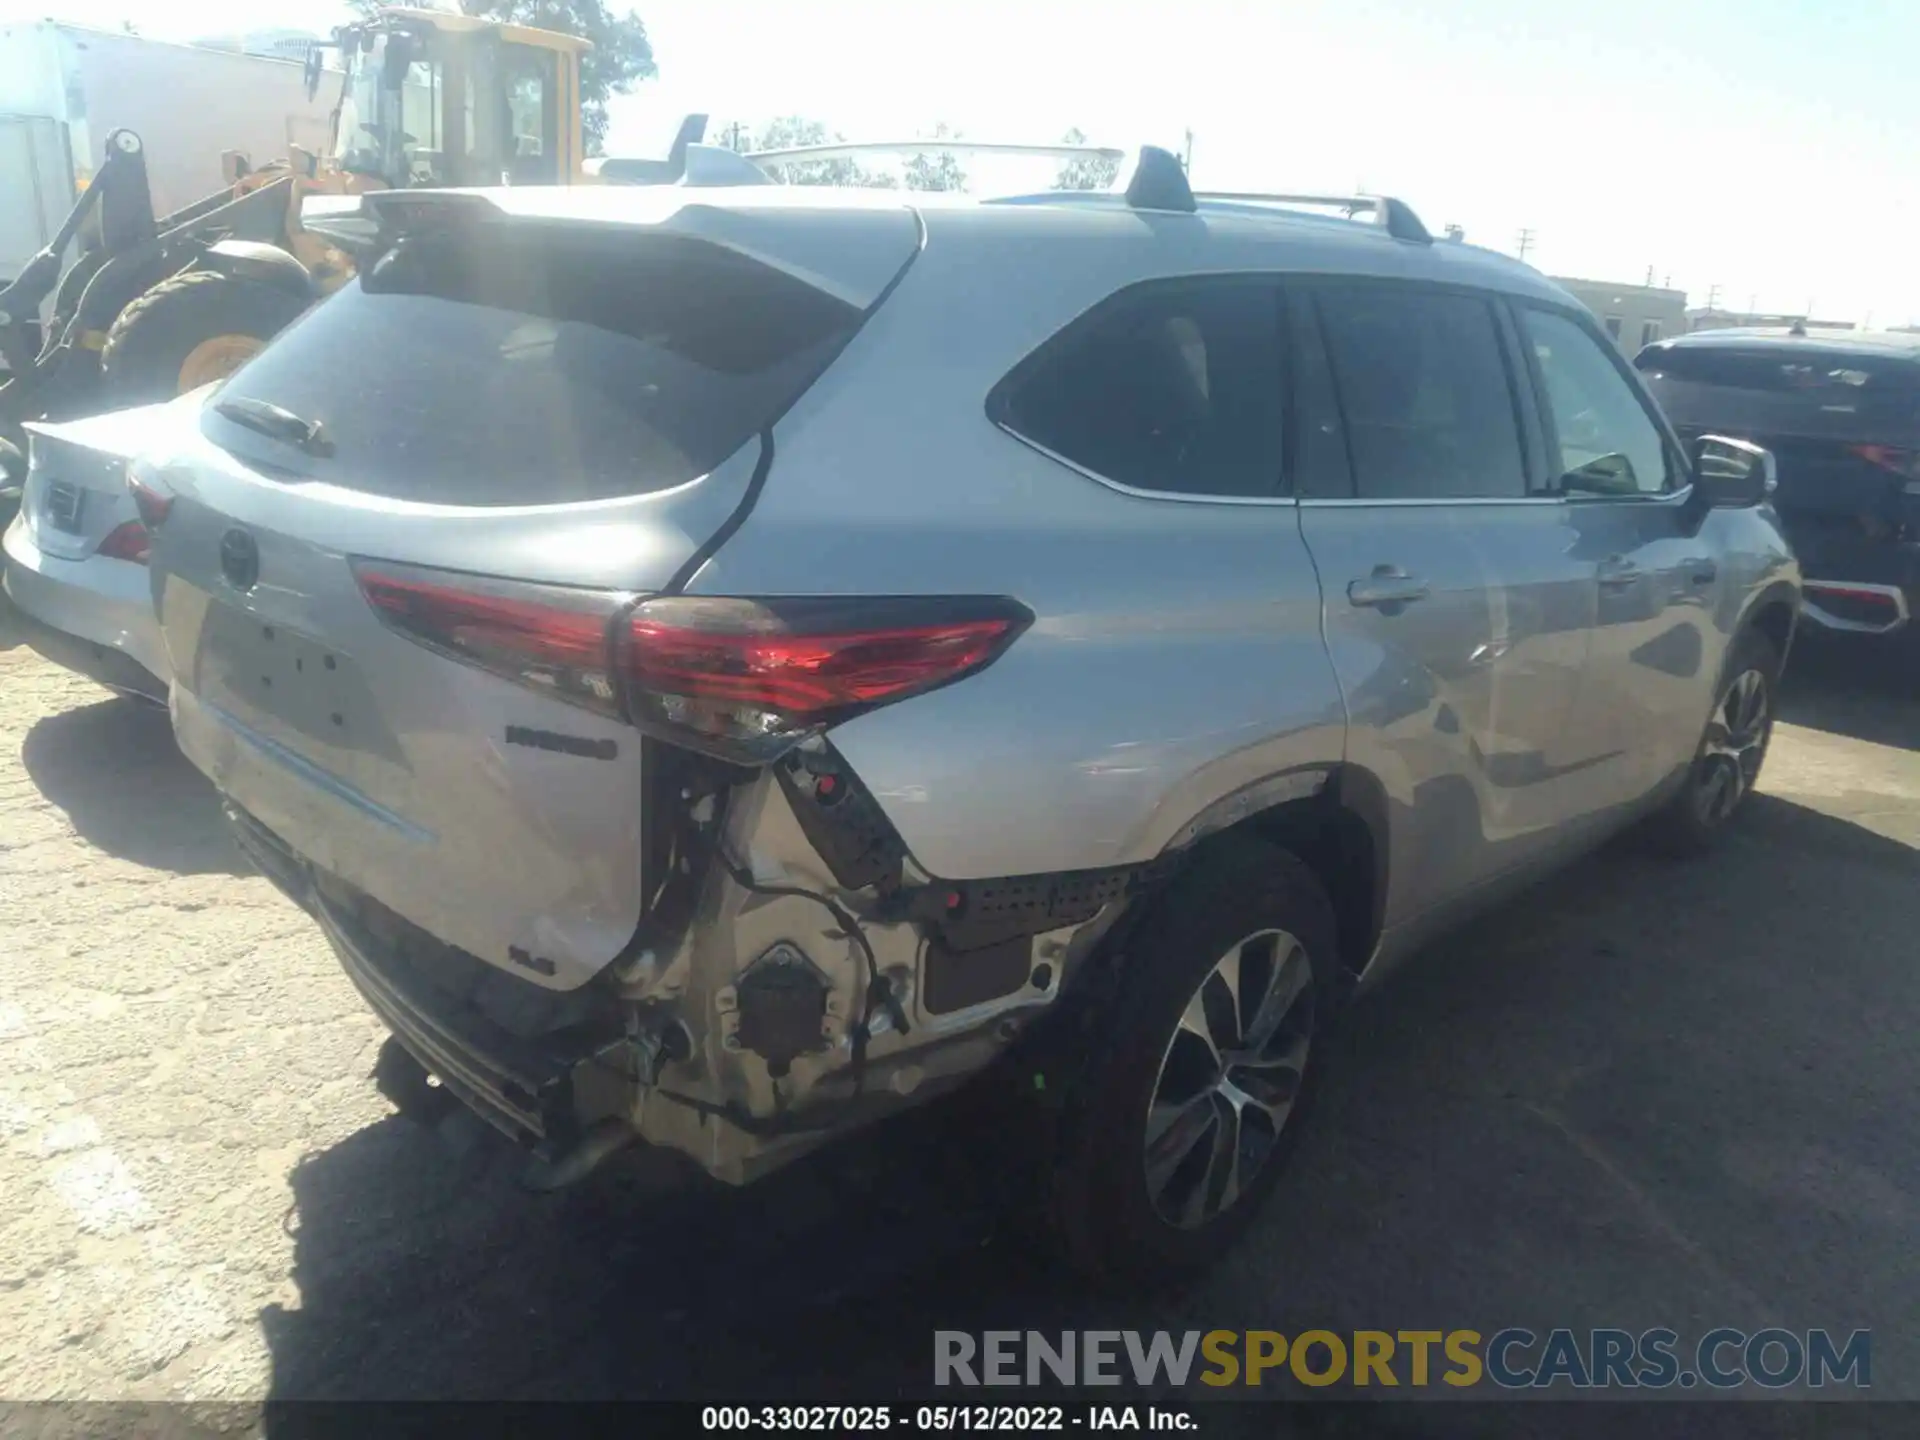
<box><xmin>0</xmin><ymin>6</ymin><xmax>593</xmax><ymax>470</ymax></box>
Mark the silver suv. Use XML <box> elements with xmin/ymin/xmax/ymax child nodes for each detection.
<box><xmin>143</xmin><ymin>153</ymin><xmax>1800</xmax><ymax>1285</ymax></box>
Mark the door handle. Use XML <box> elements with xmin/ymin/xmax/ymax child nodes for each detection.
<box><xmin>1347</xmin><ymin>565</ymin><xmax>1431</xmax><ymax>609</ymax></box>
<box><xmin>1597</xmin><ymin>556</ymin><xmax>1641</xmax><ymax>589</ymax></box>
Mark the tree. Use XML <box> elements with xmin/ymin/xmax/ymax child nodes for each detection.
<box><xmin>343</xmin><ymin>0</ymin><xmax>657</xmax><ymax>156</ymax></box>
<box><xmin>902</xmin><ymin>122</ymin><xmax>967</xmax><ymax>192</ymax></box>
<box><xmin>1052</xmin><ymin>127</ymin><xmax>1118</xmax><ymax>192</ymax></box>
<box><xmin>747</xmin><ymin>116</ymin><xmax>896</xmax><ymax>188</ymax></box>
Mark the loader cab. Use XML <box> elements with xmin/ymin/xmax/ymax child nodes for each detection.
<box><xmin>327</xmin><ymin>12</ymin><xmax>585</xmax><ymax>190</ymax></box>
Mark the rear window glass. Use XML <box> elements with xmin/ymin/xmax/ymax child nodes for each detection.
<box><xmin>207</xmin><ymin>221</ymin><xmax>861</xmax><ymax>505</ymax></box>
<box><xmin>1635</xmin><ymin>344</ymin><xmax>1920</xmax><ymax>400</ymax></box>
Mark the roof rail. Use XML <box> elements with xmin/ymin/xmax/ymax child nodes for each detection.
<box><xmin>1191</xmin><ymin>191</ymin><xmax>1434</xmax><ymax>244</ymax></box>
<box><xmin>745</xmin><ymin>139</ymin><xmax>1128</xmax><ymax>166</ymax></box>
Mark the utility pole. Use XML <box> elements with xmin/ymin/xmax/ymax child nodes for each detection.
<box><xmin>1705</xmin><ymin>283</ymin><xmax>1722</xmax><ymax>312</ymax></box>
<box><xmin>1645</xmin><ymin>264</ymin><xmax>1656</xmax><ymax>287</ymax></box>
<box><xmin>725</xmin><ymin>121</ymin><xmax>746</xmax><ymax>152</ymax></box>
<box><xmin>1182</xmin><ymin>129</ymin><xmax>1194</xmax><ymax>172</ymax></box>
<box><xmin>1515</xmin><ymin>228</ymin><xmax>1535</xmax><ymax>263</ymax></box>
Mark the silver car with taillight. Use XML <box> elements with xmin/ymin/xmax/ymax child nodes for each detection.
<box><xmin>146</xmin><ymin>158</ymin><xmax>1800</xmax><ymax>1286</ymax></box>
<box><xmin>3</xmin><ymin>397</ymin><xmax>201</xmax><ymax>703</ymax></box>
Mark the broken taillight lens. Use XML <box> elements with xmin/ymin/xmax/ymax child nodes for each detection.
<box><xmin>618</xmin><ymin>596</ymin><xmax>1032</xmax><ymax>761</ymax></box>
<box><xmin>352</xmin><ymin>561</ymin><xmax>628</xmax><ymax>716</ymax></box>
<box><xmin>351</xmin><ymin>559</ymin><xmax>1030</xmax><ymax>763</ymax></box>
<box><xmin>96</xmin><ymin>520</ymin><xmax>151</xmax><ymax>565</ymax></box>
<box><xmin>127</xmin><ymin>474</ymin><xmax>173</xmax><ymax>531</ymax></box>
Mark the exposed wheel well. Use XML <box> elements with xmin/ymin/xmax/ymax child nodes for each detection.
<box><xmin>1749</xmin><ymin>596</ymin><xmax>1795</xmax><ymax>661</ymax></box>
<box><xmin>1234</xmin><ymin>786</ymin><xmax>1381</xmax><ymax>980</ymax></box>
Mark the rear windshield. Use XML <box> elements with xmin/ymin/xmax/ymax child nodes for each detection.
<box><xmin>1635</xmin><ymin>344</ymin><xmax>1920</xmax><ymax>402</ymax></box>
<box><xmin>206</xmin><ymin>221</ymin><xmax>862</xmax><ymax>505</ymax></box>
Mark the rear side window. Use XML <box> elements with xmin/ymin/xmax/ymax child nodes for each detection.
<box><xmin>994</xmin><ymin>279</ymin><xmax>1287</xmax><ymax>499</ymax></box>
<box><xmin>1315</xmin><ymin>285</ymin><xmax>1527</xmax><ymax>500</ymax></box>
<box><xmin>208</xmin><ymin>222</ymin><xmax>862</xmax><ymax>505</ymax></box>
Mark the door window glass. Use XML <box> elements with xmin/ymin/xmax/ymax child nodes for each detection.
<box><xmin>1315</xmin><ymin>286</ymin><xmax>1527</xmax><ymax>499</ymax></box>
<box><xmin>1524</xmin><ymin>307</ymin><xmax>1672</xmax><ymax>495</ymax></box>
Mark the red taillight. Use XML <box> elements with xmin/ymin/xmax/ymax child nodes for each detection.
<box><xmin>1846</xmin><ymin>443</ymin><xmax>1920</xmax><ymax>480</ymax></box>
<box><xmin>352</xmin><ymin>562</ymin><xmax>627</xmax><ymax>715</ymax></box>
<box><xmin>128</xmin><ymin>476</ymin><xmax>173</xmax><ymax>530</ymax></box>
<box><xmin>96</xmin><ymin>520</ymin><xmax>150</xmax><ymax>565</ymax></box>
<box><xmin>619</xmin><ymin>596</ymin><xmax>1031</xmax><ymax>762</ymax></box>
<box><xmin>351</xmin><ymin>559</ymin><xmax>1030</xmax><ymax>763</ymax></box>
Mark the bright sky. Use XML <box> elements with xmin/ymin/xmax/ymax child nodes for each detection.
<box><xmin>10</xmin><ymin>0</ymin><xmax>1918</xmax><ymax>325</ymax></box>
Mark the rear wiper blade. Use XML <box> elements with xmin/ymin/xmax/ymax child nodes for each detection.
<box><xmin>214</xmin><ymin>397</ymin><xmax>334</xmax><ymax>458</ymax></box>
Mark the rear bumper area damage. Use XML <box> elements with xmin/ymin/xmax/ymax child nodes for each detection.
<box><xmin>227</xmin><ymin>804</ymin><xmax>597</xmax><ymax>1148</ymax></box>
<box><xmin>224</xmin><ymin>740</ymin><xmax>1157</xmax><ymax>1186</ymax></box>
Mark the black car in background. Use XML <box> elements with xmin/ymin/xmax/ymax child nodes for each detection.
<box><xmin>1637</xmin><ymin>327</ymin><xmax>1920</xmax><ymax>643</ymax></box>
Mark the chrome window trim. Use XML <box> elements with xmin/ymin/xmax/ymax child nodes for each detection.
<box><xmin>1558</xmin><ymin>482</ymin><xmax>1697</xmax><ymax>506</ymax></box>
<box><xmin>1296</xmin><ymin>493</ymin><xmax>1563</xmax><ymax>508</ymax></box>
<box><xmin>994</xmin><ymin>423</ymin><xmax>1300</xmax><ymax>508</ymax></box>
<box><xmin>999</xmin><ymin>421</ymin><xmax>1701</xmax><ymax>511</ymax></box>
<box><xmin>1297</xmin><ymin>485</ymin><xmax>1698</xmax><ymax>508</ymax></box>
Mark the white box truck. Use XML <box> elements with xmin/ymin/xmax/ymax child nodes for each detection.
<box><xmin>0</xmin><ymin>22</ymin><xmax>336</xmax><ymax>285</ymax></box>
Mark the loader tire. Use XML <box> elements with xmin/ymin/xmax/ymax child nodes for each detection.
<box><xmin>100</xmin><ymin>271</ymin><xmax>309</xmax><ymax>407</ymax></box>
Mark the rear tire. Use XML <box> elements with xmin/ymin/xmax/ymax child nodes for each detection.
<box><xmin>1047</xmin><ymin>836</ymin><xmax>1338</xmax><ymax>1290</ymax></box>
<box><xmin>1641</xmin><ymin>627</ymin><xmax>1780</xmax><ymax>856</ymax></box>
<box><xmin>100</xmin><ymin>270</ymin><xmax>308</xmax><ymax>408</ymax></box>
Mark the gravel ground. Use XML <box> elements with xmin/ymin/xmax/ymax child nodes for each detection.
<box><xmin>2</xmin><ymin>599</ymin><xmax>1916</xmax><ymax>1427</ymax></box>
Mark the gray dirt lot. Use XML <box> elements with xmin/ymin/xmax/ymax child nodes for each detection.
<box><xmin>1</xmin><ymin>596</ymin><xmax>1916</xmax><ymax>1425</ymax></box>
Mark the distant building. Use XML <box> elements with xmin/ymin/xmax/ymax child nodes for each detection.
<box><xmin>1552</xmin><ymin>277</ymin><xmax>1690</xmax><ymax>355</ymax></box>
<box><xmin>1687</xmin><ymin>308</ymin><xmax>1856</xmax><ymax>334</ymax></box>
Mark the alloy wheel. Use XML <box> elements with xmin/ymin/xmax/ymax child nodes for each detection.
<box><xmin>1695</xmin><ymin>667</ymin><xmax>1771</xmax><ymax>823</ymax></box>
<box><xmin>1143</xmin><ymin>928</ymin><xmax>1315</xmax><ymax>1230</ymax></box>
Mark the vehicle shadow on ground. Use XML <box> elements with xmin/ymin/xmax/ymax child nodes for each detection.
<box><xmin>1778</xmin><ymin>638</ymin><xmax>1919</xmax><ymax>750</ymax></box>
<box><xmin>255</xmin><ymin>788</ymin><xmax>1920</xmax><ymax>1421</ymax></box>
<box><xmin>19</xmin><ymin>697</ymin><xmax>248</xmax><ymax>876</ymax></box>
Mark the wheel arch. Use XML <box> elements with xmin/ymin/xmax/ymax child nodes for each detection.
<box><xmin>1158</xmin><ymin>763</ymin><xmax>1390</xmax><ymax>983</ymax></box>
<box><xmin>1740</xmin><ymin>581</ymin><xmax>1799</xmax><ymax>666</ymax></box>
